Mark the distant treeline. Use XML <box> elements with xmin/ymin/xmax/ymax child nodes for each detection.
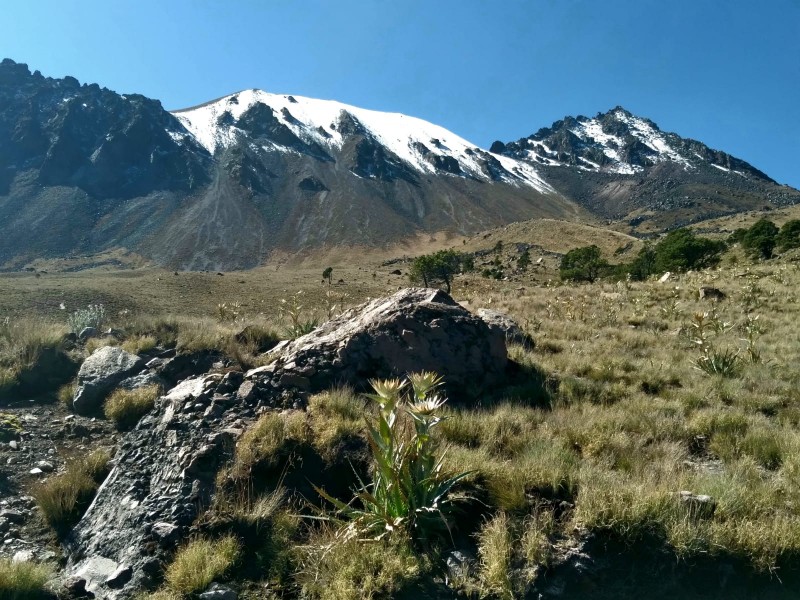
<box><xmin>560</xmin><ymin>218</ymin><xmax>800</xmax><ymax>283</ymax></box>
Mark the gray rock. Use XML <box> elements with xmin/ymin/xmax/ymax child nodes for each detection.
<box><xmin>151</xmin><ymin>522</ymin><xmax>179</xmax><ymax>546</ymax></box>
<box><xmin>199</xmin><ymin>583</ymin><xmax>238</xmax><ymax>600</ymax></box>
<box><xmin>78</xmin><ymin>327</ymin><xmax>99</xmax><ymax>340</ymax></box>
<box><xmin>117</xmin><ymin>370</ymin><xmax>166</xmax><ymax>392</ymax></box>
<box><xmin>12</xmin><ymin>549</ymin><xmax>34</xmax><ymax>563</ymax></box>
<box><xmin>475</xmin><ymin>308</ymin><xmax>535</xmax><ymax>350</ymax></box>
<box><xmin>678</xmin><ymin>490</ymin><xmax>716</xmax><ymax>519</ymax></box>
<box><xmin>699</xmin><ymin>286</ymin><xmax>725</xmax><ymax>301</ymax></box>
<box><xmin>105</xmin><ymin>565</ymin><xmax>133</xmax><ymax>588</ymax></box>
<box><xmin>8</xmin><ymin>440</ymin><xmax>18</xmax><ymax>450</ymax></box>
<box><xmin>253</xmin><ymin>288</ymin><xmax>507</xmax><ymax>401</ymax></box>
<box><xmin>73</xmin><ymin>346</ymin><xmax>145</xmax><ymax>414</ymax></box>
<box><xmin>73</xmin><ymin>556</ymin><xmax>122</xmax><ymax>597</ymax></box>
<box><xmin>0</xmin><ymin>510</ymin><xmax>24</xmax><ymax>524</ymax></box>
<box><xmin>35</xmin><ymin>460</ymin><xmax>55</xmax><ymax>473</ymax></box>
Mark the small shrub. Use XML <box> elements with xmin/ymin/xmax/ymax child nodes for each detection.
<box><xmin>0</xmin><ymin>558</ymin><xmax>53</xmax><ymax>599</ymax></box>
<box><xmin>33</xmin><ymin>449</ymin><xmax>111</xmax><ymax>533</ymax></box>
<box><xmin>67</xmin><ymin>304</ymin><xmax>106</xmax><ymax>334</ymax></box>
<box><xmin>164</xmin><ymin>535</ymin><xmax>240</xmax><ymax>596</ymax></box>
<box><xmin>316</xmin><ymin>373</ymin><xmax>471</xmax><ymax>544</ymax></box>
<box><xmin>693</xmin><ymin>347</ymin><xmax>742</xmax><ymax>377</ymax></box>
<box><xmin>104</xmin><ymin>385</ymin><xmax>161</xmax><ymax>430</ymax></box>
<box><xmin>0</xmin><ymin>412</ymin><xmax>22</xmax><ymax>442</ymax></box>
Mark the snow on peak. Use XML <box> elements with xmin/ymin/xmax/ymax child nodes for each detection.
<box><xmin>171</xmin><ymin>89</ymin><xmax>553</xmax><ymax>193</ymax></box>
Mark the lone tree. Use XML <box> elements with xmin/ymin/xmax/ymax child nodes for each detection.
<box><xmin>560</xmin><ymin>245</ymin><xmax>608</xmax><ymax>283</ymax></box>
<box><xmin>322</xmin><ymin>267</ymin><xmax>333</xmax><ymax>285</ymax></box>
<box><xmin>517</xmin><ymin>248</ymin><xmax>531</xmax><ymax>271</ymax></box>
<box><xmin>409</xmin><ymin>250</ymin><xmax>473</xmax><ymax>293</ymax></box>
<box><xmin>742</xmin><ymin>219</ymin><xmax>778</xmax><ymax>259</ymax></box>
<box><xmin>777</xmin><ymin>219</ymin><xmax>800</xmax><ymax>251</ymax></box>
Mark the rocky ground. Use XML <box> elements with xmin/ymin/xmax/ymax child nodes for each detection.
<box><xmin>0</xmin><ymin>396</ymin><xmax>116</xmax><ymax>562</ymax></box>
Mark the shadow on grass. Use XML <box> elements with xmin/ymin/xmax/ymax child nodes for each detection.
<box><xmin>536</xmin><ymin>532</ymin><xmax>800</xmax><ymax>600</ymax></box>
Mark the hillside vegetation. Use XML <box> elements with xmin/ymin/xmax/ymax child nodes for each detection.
<box><xmin>2</xmin><ymin>220</ymin><xmax>800</xmax><ymax>599</ymax></box>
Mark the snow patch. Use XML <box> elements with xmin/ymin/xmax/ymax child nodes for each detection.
<box><xmin>172</xmin><ymin>89</ymin><xmax>552</xmax><ymax>193</ymax></box>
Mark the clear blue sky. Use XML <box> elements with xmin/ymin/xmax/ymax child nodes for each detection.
<box><xmin>3</xmin><ymin>0</ymin><xmax>798</xmax><ymax>187</ymax></box>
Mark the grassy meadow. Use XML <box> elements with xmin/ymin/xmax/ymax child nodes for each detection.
<box><xmin>2</xmin><ymin>217</ymin><xmax>800</xmax><ymax>598</ymax></box>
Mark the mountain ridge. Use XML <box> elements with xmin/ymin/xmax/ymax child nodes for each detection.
<box><xmin>0</xmin><ymin>58</ymin><xmax>797</xmax><ymax>270</ymax></box>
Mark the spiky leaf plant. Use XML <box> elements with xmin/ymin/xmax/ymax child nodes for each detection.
<box><xmin>316</xmin><ymin>372</ymin><xmax>471</xmax><ymax>544</ymax></box>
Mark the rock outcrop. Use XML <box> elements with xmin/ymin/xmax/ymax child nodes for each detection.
<box><xmin>246</xmin><ymin>287</ymin><xmax>508</xmax><ymax>401</ymax></box>
<box><xmin>72</xmin><ymin>347</ymin><xmax>146</xmax><ymax>414</ymax></box>
<box><xmin>475</xmin><ymin>308</ymin><xmax>535</xmax><ymax>350</ymax></box>
<box><xmin>63</xmin><ymin>288</ymin><xmax>508</xmax><ymax>598</ymax></box>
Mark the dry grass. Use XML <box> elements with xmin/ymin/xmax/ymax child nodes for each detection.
<box><xmin>0</xmin><ymin>558</ymin><xmax>53</xmax><ymax>599</ymax></box>
<box><xmin>32</xmin><ymin>449</ymin><xmax>111</xmax><ymax>533</ymax></box>
<box><xmin>104</xmin><ymin>384</ymin><xmax>161</xmax><ymax>430</ymax></box>
<box><xmin>164</xmin><ymin>535</ymin><xmax>240</xmax><ymax>596</ymax></box>
<box><xmin>306</xmin><ymin>387</ymin><xmax>365</xmax><ymax>460</ymax></box>
<box><xmin>0</xmin><ymin>317</ymin><xmax>67</xmax><ymax>394</ymax></box>
<box><xmin>295</xmin><ymin>530</ymin><xmax>423</xmax><ymax>600</ymax></box>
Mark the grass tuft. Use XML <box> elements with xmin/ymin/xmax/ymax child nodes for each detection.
<box><xmin>164</xmin><ymin>535</ymin><xmax>240</xmax><ymax>596</ymax></box>
<box><xmin>104</xmin><ymin>384</ymin><xmax>161</xmax><ymax>430</ymax></box>
<box><xmin>32</xmin><ymin>449</ymin><xmax>111</xmax><ymax>533</ymax></box>
<box><xmin>0</xmin><ymin>558</ymin><xmax>53</xmax><ymax>600</ymax></box>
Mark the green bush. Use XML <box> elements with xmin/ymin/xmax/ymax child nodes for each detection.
<box><xmin>164</xmin><ymin>535</ymin><xmax>240</xmax><ymax>595</ymax></box>
<box><xmin>409</xmin><ymin>250</ymin><xmax>473</xmax><ymax>293</ymax></box>
<box><xmin>742</xmin><ymin>219</ymin><xmax>778</xmax><ymax>259</ymax></box>
<box><xmin>33</xmin><ymin>450</ymin><xmax>111</xmax><ymax>533</ymax></box>
<box><xmin>559</xmin><ymin>245</ymin><xmax>608</xmax><ymax>283</ymax></box>
<box><xmin>776</xmin><ymin>219</ymin><xmax>800</xmax><ymax>251</ymax></box>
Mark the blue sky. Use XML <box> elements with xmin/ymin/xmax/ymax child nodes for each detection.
<box><xmin>3</xmin><ymin>0</ymin><xmax>798</xmax><ymax>187</ymax></box>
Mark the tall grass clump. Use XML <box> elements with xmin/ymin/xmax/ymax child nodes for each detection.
<box><xmin>104</xmin><ymin>384</ymin><xmax>161</xmax><ymax>430</ymax></box>
<box><xmin>316</xmin><ymin>372</ymin><xmax>471</xmax><ymax>544</ymax></box>
<box><xmin>0</xmin><ymin>558</ymin><xmax>53</xmax><ymax>599</ymax></box>
<box><xmin>32</xmin><ymin>449</ymin><xmax>111</xmax><ymax>533</ymax></box>
<box><xmin>164</xmin><ymin>535</ymin><xmax>240</xmax><ymax>596</ymax></box>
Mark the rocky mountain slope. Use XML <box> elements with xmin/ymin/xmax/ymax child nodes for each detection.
<box><xmin>0</xmin><ymin>59</ymin><xmax>582</xmax><ymax>270</ymax></box>
<box><xmin>0</xmin><ymin>58</ymin><xmax>797</xmax><ymax>270</ymax></box>
<box><xmin>492</xmin><ymin>107</ymin><xmax>800</xmax><ymax>232</ymax></box>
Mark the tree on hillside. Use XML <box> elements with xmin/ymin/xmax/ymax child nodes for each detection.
<box><xmin>517</xmin><ymin>248</ymin><xmax>531</xmax><ymax>271</ymax></box>
<box><xmin>742</xmin><ymin>219</ymin><xmax>778</xmax><ymax>259</ymax></box>
<box><xmin>776</xmin><ymin>219</ymin><xmax>800</xmax><ymax>251</ymax></box>
<box><xmin>559</xmin><ymin>245</ymin><xmax>608</xmax><ymax>283</ymax></box>
<box><xmin>651</xmin><ymin>228</ymin><xmax>726</xmax><ymax>273</ymax></box>
<box><xmin>627</xmin><ymin>243</ymin><xmax>657</xmax><ymax>281</ymax></box>
<box><xmin>322</xmin><ymin>267</ymin><xmax>333</xmax><ymax>285</ymax></box>
<box><xmin>409</xmin><ymin>250</ymin><xmax>473</xmax><ymax>293</ymax></box>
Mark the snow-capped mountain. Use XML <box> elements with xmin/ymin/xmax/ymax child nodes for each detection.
<box><xmin>494</xmin><ymin>107</ymin><xmax>771</xmax><ymax>178</ymax></box>
<box><xmin>0</xmin><ymin>58</ymin><xmax>797</xmax><ymax>270</ymax></box>
<box><xmin>172</xmin><ymin>89</ymin><xmax>552</xmax><ymax>192</ymax></box>
<box><xmin>492</xmin><ymin>107</ymin><xmax>798</xmax><ymax>231</ymax></box>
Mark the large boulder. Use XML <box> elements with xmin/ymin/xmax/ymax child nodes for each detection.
<box><xmin>63</xmin><ymin>288</ymin><xmax>508</xmax><ymax>598</ymax></box>
<box><xmin>72</xmin><ymin>346</ymin><xmax>145</xmax><ymax>414</ymax></box>
<box><xmin>475</xmin><ymin>308</ymin><xmax>535</xmax><ymax>350</ymax></box>
<box><xmin>248</xmin><ymin>287</ymin><xmax>508</xmax><ymax>400</ymax></box>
